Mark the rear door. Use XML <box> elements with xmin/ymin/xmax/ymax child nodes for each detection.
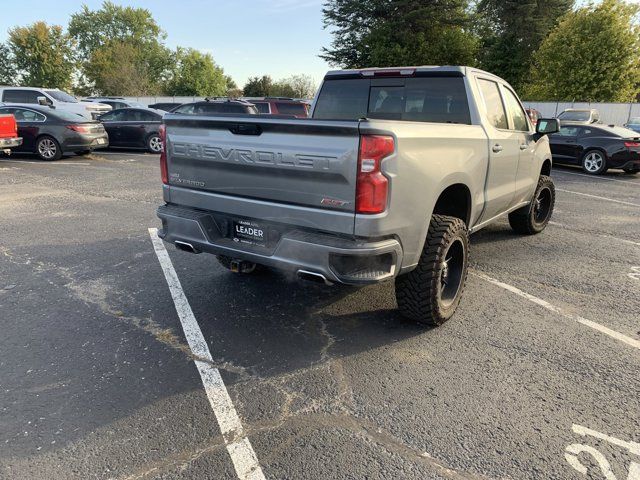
<box><xmin>99</xmin><ymin>110</ymin><xmax>127</xmax><ymax>145</ymax></box>
<box><xmin>0</xmin><ymin>107</ymin><xmax>46</xmax><ymax>151</ymax></box>
<box><xmin>476</xmin><ymin>78</ymin><xmax>519</xmax><ymax>221</ymax></box>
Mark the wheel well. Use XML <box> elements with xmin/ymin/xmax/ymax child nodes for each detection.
<box><xmin>541</xmin><ymin>159</ymin><xmax>552</xmax><ymax>176</ymax></box>
<box><xmin>582</xmin><ymin>147</ymin><xmax>608</xmax><ymax>159</ymax></box>
<box><xmin>432</xmin><ymin>184</ymin><xmax>471</xmax><ymax>226</ymax></box>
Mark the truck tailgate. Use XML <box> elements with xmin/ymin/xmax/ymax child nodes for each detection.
<box><xmin>164</xmin><ymin>115</ymin><xmax>361</xmax><ymax>214</ymax></box>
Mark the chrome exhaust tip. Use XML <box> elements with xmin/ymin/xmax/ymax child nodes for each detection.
<box><xmin>297</xmin><ymin>269</ymin><xmax>333</xmax><ymax>286</ymax></box>
<box><xmin>174</xmin><ymin>241</ymin><xmax>200</xmax><ymax>254</ymax></box>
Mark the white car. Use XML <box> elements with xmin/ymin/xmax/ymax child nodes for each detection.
<box><xmin>0</xmin><ymin>87</ymin><xmax>112</xmax><ymax>120</ymax></box>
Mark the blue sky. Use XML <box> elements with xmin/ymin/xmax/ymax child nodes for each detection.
<box><xmin>1</xmin><ymin>0</ymin><xmax>636</xmax><ymax>89</ymax></box>
<box><xmin>0</xmin><ymin>0</ymin><xmax>333</xmax><ymax>88</ymax></box>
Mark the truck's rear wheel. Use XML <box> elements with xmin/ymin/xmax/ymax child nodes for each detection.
<box><xmin>395</xmin><ymin>214</ymin><xmax>469</xmax><ymax>326</ymax></box>
<box><xmin>508</xmin><ymin>175</ymin><xmax>555</xmax><ymax>235</ymax></box>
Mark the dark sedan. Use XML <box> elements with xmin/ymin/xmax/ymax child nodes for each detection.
<box><xmin>549</xmin><ymin>124</ymin><xmax>640</xmax><ymax>175</ymax></box>
<box><xmin>0</xmin><ymin>105</ymin><xmax>108</xmax><ymax>160</ymax></box>
<box><xmin>98</xmin><ymin>108</ymin><xmax>163</xmax><ymax>153</ymax></box>
<box><xmin>623</xmin><ymin>117</ymin><xmax>640</xmax><ymax>134</ymax></box>
<box><xmin>171</xmin><ymin>99</ymin><xmax>258</xmax><ymax>115</ymax></box>
<box><xmin>148</xmin><ymin>102</ymin><xmax>183</xmax><ymax>112</ymax></box>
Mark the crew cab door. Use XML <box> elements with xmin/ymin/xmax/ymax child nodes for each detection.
<box><xmin>499</xmin><ymin>85</ymin><xmax>537</xmax><ymax>204</ymax></box>
<box><xmin>476</xmin><ymin>78</ymin><xmax>518</xmax><ymax>221</ymax></box>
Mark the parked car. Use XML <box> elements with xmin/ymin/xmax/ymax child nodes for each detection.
<box><xmin>0</xmin><ymin>87</ymin><xmax>111</xmax><ymax>120</ymax></box>
<box><xmin>525</xmin><ymin>108</ymin><xmax>541</xmax><ymax>125</ymax></box>
<box><xmin>157</xmin><ymin>66</ymin><xmax>559</xmax><ymax>326</ymax></box>
<box><xmin>0</xmin><ymin>113</ymin><xmax>23</xmax><ymax>154</ymax></box>
<box><xmin>557</xmin><ymin>108</ymin><xmax>600</xmax><ymax>125</ymax></box>
<box><xmin>148</xmin><ymin>102</ymin><xmax>184</xmax><ymax>112</ymax></box>
<box><xmin>98</xmin><ymin>108</ymin><xmax>164</xmax><ymax>153</ymax></box>
<box><xmin>0</xmin><ymin>104</ymin><xmax>108</xmax><ymax>160</ymax></box>
<box><xmin>171</xmin><ymin>99</ymin><xmax>258</xmax><ymax>115</ymax></box>
<box><xmin>83</xmin><ymin>97</ymin><xmax>145</xmax><ymax>110</ymax></box>
<box><xmin>242</xmin><ymin>97</ymin><xmax>310</xmax><ymax>117</ymax></box>
<box><xmin>623</xmin><ymin>117</ymin><xmax>640</xmax><ymax>134</ymax></box>
<box><xmin>549</xmin><ymin>124</ymin><xmax>640</xmax><ymax>174</ymax></box>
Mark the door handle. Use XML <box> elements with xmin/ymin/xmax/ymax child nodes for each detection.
<box><xmin>492</xmin><ymin>144</ymin><xmax>503</xmax><ymax>153</ymax></box>
<box><xmin>519</xmin><ymin>143</ymin><xmax>529</xmax><ymax>150</ymax></box>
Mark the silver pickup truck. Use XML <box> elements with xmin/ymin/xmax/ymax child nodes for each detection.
<box><xmin>156</xmin><ymin>66</ymin><xmax>559</xmax><ymax>326</ymax></box>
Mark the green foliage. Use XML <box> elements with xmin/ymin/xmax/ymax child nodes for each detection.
<box><xmin>69</xmin><ymin>1</ymin><xmax>170</xmax><ymax>95</ymax></box>
<box><xmin>7</xmin><ymin>22</ymin><xmax>75</xmax><ymax>89</ymax></box>
<box><xmin>243</xmin><ymin>74</ymin><xmax>317</xmax><ymax>98</ymax></box>
<box><xmin>165</xmin><ymin>48</ymin><xmax>227</xmax><ymax>96</ymax></box>
<box><xmin>68</xmin><ymin>1</ymin><xmax>164</xmax><ymax>57</ymax></box>
<box><xmin>243</xmin><ymin>76</ymin><xmax>273</xmax><ymax>97</ymax></box>
<box><xmin>525</xmin><ymin>0</ymin><xmax>640</xmax><ymax>101</ymax></box>
<box><xmin>477</xmin><ymin>0</ymin><xmax>574</xmax><ymax>91</ymax></box>
<box><xmin>0</xmin><ymin>43</ymin><xmax>17</xmax><ymax>85</ymax></box>
<box><xmin>273</xmin><ymin>75</ymin><xmax>317</xmax><ymax>98</ymax></box>
<box><xmin>321</xmin><ymin>0</ymin><xmax>478</xmax><ymax>68</ymax></box>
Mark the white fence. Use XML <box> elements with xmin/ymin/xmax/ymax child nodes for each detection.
<box><xmin>125</xmin><ymin>96</ymin><xmax>207</xmax><ymax>105</ymax></box>
<box><xmin>522</xmin><ymin>101</ymin><xmax>640</xmax><ymax>126</ymax></box>
<box><xmin>123</xmin><ymin>96</ymin><xmax>640</xmax><ymax>126</ymax></box>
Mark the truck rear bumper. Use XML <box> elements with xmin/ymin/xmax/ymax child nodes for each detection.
<box><xmin>0</xmin><ymin>137</ymin><xmax>22</xmax><ymax>149</ymax></box>
<box><xmin>157</xmin><ymin>203</ymin><xmax>403</xmax><ymax>285</ymax></box>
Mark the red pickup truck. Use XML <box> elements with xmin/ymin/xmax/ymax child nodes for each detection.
<box><xmin>0</xmin><ymin>114</ymin><xmax>23</xmax><ymax>154</ymax></box>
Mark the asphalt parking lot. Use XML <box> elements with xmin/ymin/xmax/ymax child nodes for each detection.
<box><xmin>1</xmin><ymin>150</ymin><xmax>639</xmax><ymax>480</ymax></box>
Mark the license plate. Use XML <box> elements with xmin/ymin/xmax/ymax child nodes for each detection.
<box><xmin>232</xmin><ymin>220</ymin><xmax>266</xmax><ymax>247</ymax></box>
<box><xmin>96</xmin><ymin>138</ymin><xmax>106</xmax><ymax>145</ymax></box>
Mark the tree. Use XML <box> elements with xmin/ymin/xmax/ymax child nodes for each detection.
<box><xmin>85</xmin><ymin>40</ymin><xmax>153</xmax><ymax>96</ymax></box>
<box><xmin>68</xmin><ymin>1</ymin><xmax>171</xmax><ymax>95</ymax></box>
<box><xmin>525</xmin><ymin>0</ymin><xmax>640</xmax><ymax>101</ymax></box>
<box><xmin>243</xmin><ymin>75</ymin><xmax>273</xmax><ymax>97</ymax></box>
<box><xmin>0</xmin><ymin>43</ymin><xmax>16</xmax><ymax>85</ymax></box>
<box><xmin>7</xmin><ymin>22</ymin><xmax>75</xmax><ymax>89</ymax></box>
<box><xmin>280</xmin><ymin>74</ymin><xmax>317</xmax><ymax>98</ymax></box>
<box><xmin>165</xmin><ymin>48</ymin><xmax>227</xmax><ymax>96</ymax></box>
<box><xmin>477</xmin><ymin>0</ymin><xmax>574</xmax><ymax>91</ymax></box>
<box><xmin>321</xmin><ymin>0</ymin><xmax>478</xmax><ymax>68</ymax></box>
<box><xmin>69</xmin><ymin>1</ymin><xmax>164</xmax><ymax>58</ymax></box>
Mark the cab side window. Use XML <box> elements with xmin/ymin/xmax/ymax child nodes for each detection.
<box><xmin>2</xmin><ymin>89</ymin><xmax>43</xmax><ymax>104</ymax></box>
<box><xmin>477</xmin><ymin>79</ymin><xmax>508</xmax><ymax>130</ymax></box>
<box><xmin>173</xmin><ymin>104</ymin><xmax>195</xmax><ymax>114</ymax></box>
<box><xmin>501</xmin><ymin>87</ymin><xmax>529</xmax><ymax>132</ymax></box>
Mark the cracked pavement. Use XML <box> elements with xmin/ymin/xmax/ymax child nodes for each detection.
<box><xmin>0</xmin><ymin>152</ymin><xmax>639</xmax><ymax>479</ymax></box>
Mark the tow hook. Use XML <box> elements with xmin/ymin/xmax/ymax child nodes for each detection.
<box><xmin>230</xmin><ymin>259</ymin><xmax>257</xmax><ymax>274</ymax></box>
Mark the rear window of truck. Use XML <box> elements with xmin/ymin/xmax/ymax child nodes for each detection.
<box><xmin>313</xmin><ymin>77</ymin><xmax>471</xmax><ymax>124</ymax></box>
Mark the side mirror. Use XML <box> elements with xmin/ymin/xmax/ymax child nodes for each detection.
<box><xmin>536</xmin><ymin>118</ymin><xmax>559</xmax><ymax>135</ymax></box>
<box><xmin>37</xmin><ymin>96</ymin><xmax>51</xmax><ymax>106</ymax></box>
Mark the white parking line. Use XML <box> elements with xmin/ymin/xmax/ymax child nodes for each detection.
<box><xmin>556</xmin><ymin>189</ymin><xmax>640</xmax><ymax>207</ymax></box>
<box><xmin>148</xmin><ymin>228</ymin><xmax>265</xmax><ymax>480</ymax></box>
<box><xmin>554</xmin><ymin>170</ymin><xmax>640</xmax><ymax>185</ymax></box>
<box><xmin>472</xmin><ymin>270</ymin><xmax>640</xmax><ymax>351</ymax></box>
<box><xmin>548</xmin><ymin>221</ymin><xmax>640</xmax><ymax>247</ymax></box>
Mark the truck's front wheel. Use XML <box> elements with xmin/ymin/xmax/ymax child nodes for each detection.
<box><xmin>508</xmin><ymin>175</ymin><xmax>555</xmax><ymax>235</ymax></box>
<box><xmin>395</xmin><ymin>214</ymin><xmax>469</xmax><ymax>326</ymax></box>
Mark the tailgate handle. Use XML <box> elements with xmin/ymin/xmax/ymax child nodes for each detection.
<box><xmin>229</xmin><ymin>124</ymin><xmax>262</xmax><ymax>136</ymax></box>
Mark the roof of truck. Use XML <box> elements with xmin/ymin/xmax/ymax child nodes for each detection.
<box><xmin>324</xmin><ymin>66</ymin><xmax>501</xmax><ymax>80</ymax></box>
